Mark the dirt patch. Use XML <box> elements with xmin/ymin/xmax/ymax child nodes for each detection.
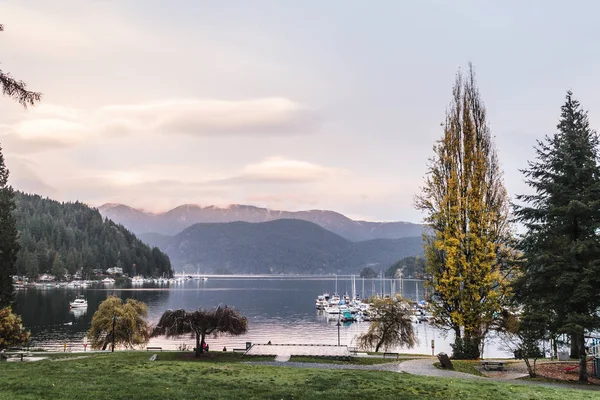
<box><xmin>534</xmin><ymin>361</ymin><xmax>600</xmax><ymax>385</ymax></box>
<box><xmin>478</xmin><ymin>361</ymin><xmax>529</xmax><ymax>380</ymax></box>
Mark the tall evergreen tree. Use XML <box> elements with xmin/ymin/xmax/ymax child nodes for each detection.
<box><xmin>416</xmin><ymin>64</ymin><xmax>512</xmax><ymax>359</ymax></box>
<box><xmin>514</xmin><ymin>91</ymin><xmax>600</xmax><ymax>382</ymax></box>
<box><xmin>0</xmin><ymin>146</ymin><xmax>19</xmax><ymax>308</ymax></box>
<box><xmin>0</xmin><ymin>23</ymin><xmax>41</xmax><ymax>307</ymax></box>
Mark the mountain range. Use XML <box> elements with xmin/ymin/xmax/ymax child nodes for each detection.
<box><xmin>98</xmin><ymin>203</ymin><xmax>424</xmax><ymax>241</ymax></box>
<box><xmin>139</xmin><ymin>219</ymin><xmax>423</xmax><ymax>274</ymax></box>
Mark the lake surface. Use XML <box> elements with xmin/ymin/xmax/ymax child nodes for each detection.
<box><xmin>14</xmin><ymin>276</ymin><xmax>510</xmax><ymax>357</ymax></box>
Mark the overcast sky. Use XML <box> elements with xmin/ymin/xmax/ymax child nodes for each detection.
<box><xmin>1</xmin><ymin>0</ymin><xmax>599</xmax><ymax>223</ymax></box>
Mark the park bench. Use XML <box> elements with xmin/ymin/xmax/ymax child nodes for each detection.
<box><xmin>232</xmin><ymin>348</ymin><xmax>247</xmax><ymax>353</ymax></box>
<box><xmin>480</xmin><ymin>360</ymin><xmax>506</xmax><ymax>371</ymax></box>
<box><xmin>383</xmin><ymin>352</ymin><xmax>399</xmax><ymax>360</ymax></box>
<box><xmin>146</xmin><ymin>347</ymin><xmax>163</xmax><ymax>352</ymax></box>
<box><xmin>6</xmin><ymin>351</ymin><xmax>33</xmax><ymax>361</ymax></box>
<box><xmin>348</xmin><ymin>347</ymin><xmax>358</xmax><ymax>355</ymax></box>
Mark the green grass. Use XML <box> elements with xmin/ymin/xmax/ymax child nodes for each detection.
<box><xmin>433</xmin><ymin>360</ymin><xmax>486</xmax><ymax>377</ymax></box>
<box><xmin>0</xmin><ymin>351</ymin><xmax>597</xmax><ymax>399</ymax></box>
<box><xmin>289</xmin><ymin>356</ymin><xmax>403</xmax><ymax>365</ymax></box>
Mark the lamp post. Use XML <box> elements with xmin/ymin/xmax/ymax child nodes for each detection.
<box><xmin>336</xmin><ymin>313</ymin><xmax>341</xmax><ymax>346</ymax></box>
<box><xmin>111</xmin><ymin>315</ymin><xmax>117</xmax><ymax>352</ymax></box>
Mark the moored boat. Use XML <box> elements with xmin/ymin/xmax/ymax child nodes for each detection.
<box><xmin>70</xmin><ymin>295</ymin><xmax>88</xmax><ymax>308</ymax></box>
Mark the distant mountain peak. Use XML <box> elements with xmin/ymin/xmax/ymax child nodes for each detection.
<box><xmin>98</xmin><ymin>203</ymin><xmax>142</xmax><ymax>212</ymax></box>
<box><xmin>98</xmin><ymin>202</ymin><xmax>424</xmax><ymax>241</ymax></box>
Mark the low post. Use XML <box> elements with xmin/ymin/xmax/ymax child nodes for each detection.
<box><xmin>336</xmin><ymin>314</ymin><xmax>341</xmax><ymax>346</ymax></box>
<box><xmin>431</xmin><ymin>339</ymin><xmax>435</xmax><ymax>356</ymax></box>
<box><xmin>112</xmin><ymin>315</ymin><xmax>118</xmax><ymax>352</ymax></box>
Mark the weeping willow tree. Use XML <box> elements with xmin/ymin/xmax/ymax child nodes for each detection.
<box><xmin>87</xmin><ymin>296</ymin><xmax>150</xmax><ymax>350</ymax></box>
<box><xmin>415</xmin><ymin>64</ymin><xmax>513</xmax><ymax>359</ymax></box>
<box><xmin>356</xmin><ymin>297</ymin><xmax>416</xmax><ymax>352</ymax></box>
<box><xmin>152</xmin><ymin>305</ymin><xmax>248</xmax><ymax>357</ymax></box>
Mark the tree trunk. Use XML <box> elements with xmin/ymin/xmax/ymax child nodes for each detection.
<box><xmin>101</xmin><ymin>332</ymin><xmax>113</xmax><ymax>351</ymax></box>
<box><xmin>523</xmin><ymin>356</ymin><xmax>535</xmax><ymax>377</ymax></box>
<box><xmin>375</xmin><ymin>339</ymin><xmax>383</xmax><ymax>353</ymax></box>
<box><xmin>570</xmin><ymin>333</ymin><xmax>579</xmax><ymax>359</ymax></box>
<box><xmin>578</xmin><ymin>332</ymin><xmax>588</xmax><ymax>382</ymax></box>
<box><xmin>195</xmin><ymin>332</ymin><xmax>202</xmax><ymax>357</ymax></box>
<box><xmin>469</xmin><ymin>336</ymin><xmax>482</xmax><ymax>360</ymax></box>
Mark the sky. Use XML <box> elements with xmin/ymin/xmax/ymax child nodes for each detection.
<box><xmin>1</xmin><ymin>0</ymin><xmax>600</xmax><ymax>223</ymax></box>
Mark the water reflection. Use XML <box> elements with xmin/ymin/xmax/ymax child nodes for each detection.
<box><xmin>13</xmin><ymin>277</ymin><xmax>510</xmax><ymax>357</ymax></box>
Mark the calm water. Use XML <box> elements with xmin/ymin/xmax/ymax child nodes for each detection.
<box><xmin>14</xmin><ymin>276</ymin><xmax>509</xmax><ymax>357</ymax></box>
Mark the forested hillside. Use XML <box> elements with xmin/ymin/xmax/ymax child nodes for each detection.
<box><xmin>141</xmin><ymin>219</ymin><xmax>423</xmax><ymax>274</ymax></box>
<box><xmin>13</xmin><ymin>193</ymin><xmax>173</xmax><ymax>279</ymax></box>
<box><xmin>385</xmin><ymin>256</ymin><xmax>426</xmax><ymax>278</ymax></box>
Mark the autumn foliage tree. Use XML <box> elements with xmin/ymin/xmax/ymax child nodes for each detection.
<box><xmin>416</xmin><ymin>64</ymin><xmax>512</xmax><ymax>359</ymax></box>
<box><xmin>153</xmin><ymin>305</ymin><xmax>248</xmax><ymax>357</ymax></box>
<box><xmin>0</xmin><ymin>307</ymin><xmax>29</xmax><ymax>348</ymax></box>
<box><xmin>87</xmin><ymin>296</ymin><xmax>150</xmax><ymax>350</ymax></box>
<box><xmin>356</xmin><ymin>296</ymin><xmax>416</xmax><ymax>352</ymax></box>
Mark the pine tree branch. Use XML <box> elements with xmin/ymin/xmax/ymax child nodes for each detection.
<box><xmin>0</xmin><ymin>70</ymin><xmax>42</xmax><ymax>108</ymax></box>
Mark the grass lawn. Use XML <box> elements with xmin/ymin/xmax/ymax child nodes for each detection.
<box><xmin>0</xmin><ymin>351</ymin><xmax>597</xmax><ymax>399</ymax></box>
<box><xmin>433</xmin><ymin>360</ymin><xmax>486</xmax><ymax>377</ymax></box>
<box><xmin>289</xmin><ymin>356</ymin><xmax>403</xmax><ymax>365</ymax></box>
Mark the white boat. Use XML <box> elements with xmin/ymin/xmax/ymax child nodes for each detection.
<box><xmin>315</xmin><ymin>295</ymin><xmax>328</xmax><ymax>309</ymax></box>
<box><xmin>101</xmin><ymin>277</ymin><xmax>115</xmax><ymax>284</ymax></box>
<box><xmin>324</xmin><ymin>305</ymin><xmax>341</xmax><ymax>314</ymax></box>
<box><xmin>70</xmin><ymin>295</ymin><xmax>88</xmax><ymax>308</ymax></box>
<box><xmin>131</xmin><ymin>276</ymin><xmax>144</xmax><ymax>284</ymax></box>
<box><xmin>201</xmin><ymin>277</ymin><xmax>208</xmax><ymax>281</ymax></box>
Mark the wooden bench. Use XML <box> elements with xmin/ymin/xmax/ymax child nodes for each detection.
<box><xmin>348</xmin><ymin>347</ymin><xmax>358</xmax><ymax>355</ymax></box>
<box><xmin>146</xmin><ymin>347</ymin><xmax>163</xmax><ymax>352</ymax></box>
<box><xmin>481</xmin><ymin>360</ymin><xmax>506</xmax><ymax>371</ymax></box>
<box><xmin>6</xmin><ymin>352</ymin><xmax>33</xmax><ymax>361</ymax></box>
<box><xmin>383</xmin><ymin>352</ymin><xmax>399</xmax><ymax>360</ymax></box>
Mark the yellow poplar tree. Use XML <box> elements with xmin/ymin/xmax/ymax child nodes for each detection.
<box><xmin>416</xmin><ymin>64</ymin><xmax>512</xmax><ymax>359</ymax></box>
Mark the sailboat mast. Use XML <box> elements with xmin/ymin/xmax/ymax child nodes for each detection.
<box><xmin>362</xmin><ymin>277</ymin><xmax>365</xmax><ymax>300</ymax></box>
<box><xmin>416</xmin><ymin>281</ymin><xmax>419</xmax><ymax>303</ymax></box>
<box><xmin>335</xmin><ymin>274</ymin><xmax>338</xmax><ymax>295</ymax></box>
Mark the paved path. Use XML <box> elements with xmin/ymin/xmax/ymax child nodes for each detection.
<box><xmin>396</xmin><ymin>358</ymin><xmax>487</xmax><ymax>379</ymax></box>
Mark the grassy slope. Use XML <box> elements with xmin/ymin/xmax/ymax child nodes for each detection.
<box><xmin>289</xmin><ymin>356</ymin><xmax>402</xmax><ymax>365</ymax></box>
<box><xmin>433</xmin><ymin>360</ymin><xmax>486</xmax><ymax>377</ymax></box>
<box><xmin>0</xmin><ymin>352</ymin><xmax>597</xmax><ymax>400</ymax></box>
